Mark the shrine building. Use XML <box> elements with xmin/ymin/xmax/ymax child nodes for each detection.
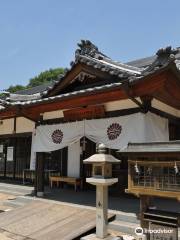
<box><xmin>0</xmin><ymin>40</ymin><xmax>180</xmax><ymax>196</ymax></box>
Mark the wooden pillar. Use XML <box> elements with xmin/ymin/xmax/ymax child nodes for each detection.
<box><xmin>139</xmin><ymin>195</ymin><xmax>150</xmax><ymax>229</ymax></box>
<box><xmin>13</xmin><ymin>118</ymin><xmax>17</xmax><ymax>179</ymax></box>
<box><xmin>35</xmin><ymin>152</ymin><xmax>45</xmax><ymax>197</ymax></box>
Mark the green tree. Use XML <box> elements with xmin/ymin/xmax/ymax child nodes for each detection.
<box><xmin>28</xmin><ymin>68</ymin><xmax>64</xmax><ymax>88</ymax></box>
<box><xmin>7</xmin><ymin>85</ymin><xmax>26</xmax><ymax>93</ymax></box>
<box><xmin>5</xmin><ymin>67</ymin><xmax>64</xmax><ymax>93</ymax></box>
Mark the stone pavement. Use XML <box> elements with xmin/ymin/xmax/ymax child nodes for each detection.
<box><xmin>0</xmin><ymin>183</ymin><xmax>178</xmax><ymax>239</ymax></box>
<box><xmin>0</xmin><ymin>199</ymin><xmax>114</xmax><ymax>240</ymax></box>
<box><xmin>0</xmin><ymin>233</ymin><xmax>12</xmax><ymax>240</ymax></box>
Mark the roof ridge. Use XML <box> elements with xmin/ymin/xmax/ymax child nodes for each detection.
<box><xmin>78</xmin><ymin>54</ymin><xmax>141</xmax><ymax>75</ymax></box>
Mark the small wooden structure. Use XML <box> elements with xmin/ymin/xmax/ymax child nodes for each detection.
<box><xmin>49</xmin><ymin>176</ymin><xmax>83</xmax><ymax>191</ymax></box>
<box><xmin>119</xmin><ymin>141</ymin><xmax>180</xmax><ymax>233</ymax></box>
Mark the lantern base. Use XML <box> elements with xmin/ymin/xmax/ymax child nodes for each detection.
<box><xmin>81</xmin><ymin>233</ymin><xmax>121</xmax><ymax>240</ymax></box>
<box><xmin>86</xmin><ymin>178</ymin><xmax>118</xmax><ymax>186</ymax></box>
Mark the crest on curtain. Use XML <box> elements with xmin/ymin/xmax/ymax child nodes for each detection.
<box><xmin>107</xmin><ymin>123</ymin><xmax>122</xmax><ymax>140</ymax></box>
<box><xmin>51</xmin><ymin>129</ymin><xmax>64</xmax><ymax>144</ymax></box>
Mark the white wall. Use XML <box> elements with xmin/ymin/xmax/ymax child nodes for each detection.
<box><xmin>0</xmin><ymin>118</ymin><xmax>14</xmax><ymax>135</ymax></box>
<box><xmin>0</xmin><ymin>117</ymin><xmax>34</xmax><ymax>135</ymax></box>
<box><xmin>105</xmin><ymin>98</ymin><xmax>180</xmax><ymax>117</ymax></box>
<box><xmin>67</xmin><ymin>141</ymin><xmax>81</xmax><ymax>177</ymax></box>
<box><xmin>104</xmin><ymin>99</ymin><xmax>138</xmax><ymax>111</ymax></box>
<box><xmin>16</xmin><ymin>117</ymin><xmax>35</xmax><ymax>133</ymax></box>
<box><xmin>43</xmin><ymin>110</ymin><xmax>64</xmax><ymax>120</ymax></box>
<box><xmin>152</xmin><ymin>99</ymin><xmax>180</xmax><ymax>117</ymax></box>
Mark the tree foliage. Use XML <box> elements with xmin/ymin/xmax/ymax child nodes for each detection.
<box><xmin>7</xmin><ymin>85</ymin><xmax>27</xmax><ymax>93</ymax></box>
<box><xmin>28</xmin><ymin>68</ymin><xmax>64</xmax><ymax>88</ymax></box>
<box><xmin>6</xmin><ymin>68</ymin><xmax>64</xmax><ymax>93</ymax></box>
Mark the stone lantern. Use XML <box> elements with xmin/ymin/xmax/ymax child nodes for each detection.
<box><xmin>82</xmin><ymin>143</ymin><xmax>121</xmax><ymax>240</ymax></box>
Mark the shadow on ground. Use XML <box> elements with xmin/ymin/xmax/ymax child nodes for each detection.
<box><xmin>43</xmin><ymin>186</ymin><xmax>180</xmax><ymax>214</ymax></box>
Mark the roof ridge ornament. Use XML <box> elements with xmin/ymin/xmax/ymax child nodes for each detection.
<box><xmin>155</xmin><ymin>46</ymin><xmax>178</xmax><ymax>66</ymax></box>
<box><xmin>156</xmin><ymin>46</ymin><xmax>178</xmax><ymax>58</ymax></box>
<box><xmin>142</xmin><ymin>46</ymin><xmax>179</xmax><ymax>75</ymax></box>
<box><xmin>75</xmin><ymin>39</ymin><xmax>108</xmax><ymax>60</ymax></box>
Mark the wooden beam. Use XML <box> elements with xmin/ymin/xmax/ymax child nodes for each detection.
<box><xmin>140</xmin><ymin>95</ymin><xmax>153</xmax><ymax>113</ymax></box>
<box><xmin>20</xmin><ymin>71</ymin><xmax>172</xmax><ymax>115</ymax></box>
<box><xmin>19</xmin><ymin>110</ymin><xmax>38</xmax><ymax>122</ymax></box>
<box><xmin>0</xmin><ymin>109</ymin><xmax>17</xmax><ymax>119</ymax></box>
<box><xmin>150</xmin><ymin>107</ymin><xmax>180</xmax><ymax>124</ymax></box>
<box><xmin>132</xmin><ymin>72</ymin><xmax>167</xmax><ymax>97</ymax></box>
<box><xmin>139</xmin><ymin>195</ymin><xmax>150</xmax><ymax>228</ymax></box>
<box><xmin>128</xmin><ymin>160</ymin><xmax>180</xmax><ymax>166</ymax></box>
<box><xmin>22</xmin><ymin>88</ymin><xmax>127</xmax><ymax>114</ymax></box>
<box><xmin>1</xmin><ymin>68</ymin><xmax>180</xmax><ymax>120</ymax></box>
<box><xmin>35</xmin><ymin>152</ymin><xmax>45</xmax><ymax>197</ymax></box>
<box><xmin>13</xmin><ymin>117</ymin><xmax>16</xmax><ymax>133</ymax></box>
<box><xmin>121</xmin><ymin>82</ymin><xmax>144</xmax><ymax>109</ymax></box>
<box><xmin>0</xmin><ymin>132</ymin><xmax>32</xmax><ymax>139</ymax></box>
<box><xmin>127</xmin><ymin>188</ymin><xmax>180</xmax><ymax>201</ymax></box>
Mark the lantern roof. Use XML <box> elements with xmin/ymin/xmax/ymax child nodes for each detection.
<box><xmin>83</xmin><ymin>153</ymin><xmax>121</xmax><ymax>164</ymax></box>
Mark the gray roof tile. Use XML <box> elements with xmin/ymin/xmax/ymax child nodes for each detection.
<box><xmin>1</xmin><ymin>41</ymin><xmax>180</xmax><ymax>110</ymax></box>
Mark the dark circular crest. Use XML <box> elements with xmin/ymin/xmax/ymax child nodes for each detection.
<box><xmin>51</xmin><ymin>129</ymin><xmax>63</xmax><ymax>144</ymax></box>
<box><xmin>107</xmin><ymin>123</ymin><xmax>122</xmax><ymax>140</ymax></box>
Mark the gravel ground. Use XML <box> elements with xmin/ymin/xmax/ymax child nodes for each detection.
<box><xmin>0</xmin><ymin>233</ymin><xmax>13</xmax><ymax>240</ymax></box>
<box><xmin>0</xmin><ymin>193</ymin><xmax>16</xmax><ymax>239</ymax></box>
<box><xmin>0</xmin><ymin>193</ymin><xmax>16</xmax><ymax>201</ymax></box>
<box><xmin>0</xmin><ymin>193</ymin><xmax>15</xmax><ymax>211</ymax></box>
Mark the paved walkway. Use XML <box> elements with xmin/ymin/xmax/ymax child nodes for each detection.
<box><xmin>0</xmin><ymin>183</ymin><xmax>179</xmax><ymax>239</ymax></box>
<box><xmin>0</xmin><ymin>199</ymin><xmax>114</xmax><ymax>240</ymax></box>
<box><xmin>0</xmin><ymin>182</ymin><xmax>179</xmax><ymax>213</ymax></box>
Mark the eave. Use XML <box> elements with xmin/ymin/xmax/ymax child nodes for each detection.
<box><xmin>1</xmin><ymin>64</ymin><xmax>180</xmax><ymax>121</ymax></box>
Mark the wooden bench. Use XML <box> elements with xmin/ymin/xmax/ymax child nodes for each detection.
<box><xmin>49</xmin><ymin>176</ymin><xmax>83</xmax><ymax>191</ymax></box>
<box><xmin>23</xmin><ymin>169</ymin><xmax>57</xmax><ymax>185</ymax></box>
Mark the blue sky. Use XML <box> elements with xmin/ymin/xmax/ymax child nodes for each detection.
<box><xmin>0</xmin><ymin>0</ymin><xmax>180</xmax><ymax>90</ymax></box>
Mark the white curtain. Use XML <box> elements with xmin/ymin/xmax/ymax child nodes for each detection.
<box><xmin>85</xmin><ymin>112</ymin><xmax>169</xmax><ymax>149</ymax></box>
<box><xmin>68</xmin><ymin>141</ymin><xmax>81</xmax><ymax>177</ymax></box>
<box><xmin>32</xmin><ymin>112</ymin><xmax>169</xmax><ymax>153</ymax></box>
<box><xmin>30</xmin><ymin>131</ymin><xmax>36</xmax><ymax>170</ymax></box>
<box><xmin>33</xmin><ymin>121</ymin><xmax>84</xmax><ymax>152</ymax></box>
<box><xmin>85</xmin><ymin>113</ymin><xmax>143</xmax><ymax>149</ymax></box>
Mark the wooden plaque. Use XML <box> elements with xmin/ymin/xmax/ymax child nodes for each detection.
<box><xmin>63</xmin><ymin>105</ymin><xmax>105</xmax><ymax>121</ymax></box>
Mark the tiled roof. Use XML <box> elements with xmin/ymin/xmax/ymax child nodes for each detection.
<box><xmin>1</xmin><ymin>41</ymin><xmax>180</xmax><ymax>109</ymax></box>
<box><xmin>6</xmin><ymin>93</ymin><xmax>41</xmax><ymax>102</ymax></box>
<box><xmin>44</xmin><ymin>40</ymin><xmax>144</xmax><ymax>96</ymax></box>
<box><xmin>15</xmin><ymin>82</ymin><xmax>54</xmax><ymax>95</ymax></box>
<box><xmin>1</xmin><ymin>82</ymin><xmax>54</xmax><ymax>103</ymax></box>
<box><xmin>127</xmin><ymin>47</ymin><xmax>180</xmax><ymax>68</ymax></box>
<box><xmin>77</xmin><ymin>55</ymin><xmax>141</xmax><ymax>75</ymax></box>
<box><xmin>118</xmin><ymin>141</ymin><xmax>180</xmax><ymax>153</ymax></box>
<box><xmin>45</xmin><ymin>42</ymin><xmax>180</xmax><ymax>97</ymax></box>
<box><xmin>0</xmin><ymin>82</ymin><xmax>122</xmax><ymax>108</ymax></box>
<box><xmin>127</xmin><ymin>56</ymin><xmax>156</xmax><ymax>68</ymax></box>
